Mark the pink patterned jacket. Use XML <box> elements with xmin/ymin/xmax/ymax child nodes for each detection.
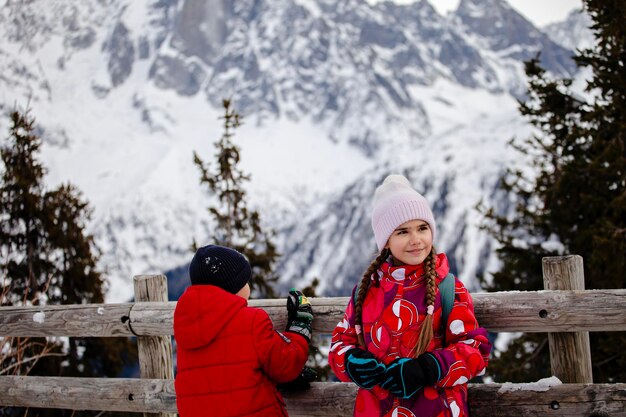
<box><xmin>329</xmin><ymin>253</ymin><xmax>491</xmax><ymax>417</ymax></box>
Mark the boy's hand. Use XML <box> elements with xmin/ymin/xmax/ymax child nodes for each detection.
<box><xmin>286</xmin><ymin>288</ymin><xmax>314</xmax><ymax>342</ymax></box>
<box><xmin>277</xmin><ymin>367</ymin><xmax>317</xmax><ymax>392</ymax></box>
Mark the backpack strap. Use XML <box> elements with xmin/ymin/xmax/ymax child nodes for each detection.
<box><xmin>353</xmin><ymin>281</ymin><xmax>362</xmax><ymax>306</ymax></box>
<box><xmin>438</xmin><ymin>273</ymin><xmax>455</xmax><ymax>344</ymax></box>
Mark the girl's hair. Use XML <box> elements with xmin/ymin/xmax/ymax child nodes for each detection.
<box><xmin>354</xmin><ymin>246</ymin><xmax>438</xmax><ymax>357</ymax></box>
<box><xmin>355</xmin><ymin>248</ymin><xmax>389</xmax><ymax>347</ymax></box>
<box><xmin>413</xmin><ymin>247</ymin><xmax>438</xmax><ymax>357</ymax></box>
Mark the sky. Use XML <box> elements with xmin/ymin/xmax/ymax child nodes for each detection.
<box><xmin>388</xmin><ymin>0</ymin><xmax>583</xmax><ymax>27</ymax></box>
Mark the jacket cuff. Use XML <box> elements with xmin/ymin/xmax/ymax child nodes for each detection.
<box><xmin>284</xmin><ymin>329</ymin><xmax>311</xmax><ymax>344</ymax></box>
<box><xmin>418</xmin><ymin>352</ymin><xmax>442</xmax><ymax>385</ymax></box>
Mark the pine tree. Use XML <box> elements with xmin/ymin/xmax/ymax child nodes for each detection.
<box><xmin>194</xmin><ymin>99</ymin><xmax>280</xmax><ymax>297</ymax></box>
<box><xmin>0</xmin><ymin>110</ymin><xmax>53</xmax><ymax>303</ymax></box>
<box><xmin>44</xmin><ymin>184</ymin><xmax>137</xmax><ymax>382</ymax></box>
<box><xmin>480</xmin><ymin>0</ymin><xmax>626</xmax><ymax>383</ymax></box>
<box><xmin>0</xmin><ymin>110</ymin><xmax>66</xmax><ymax>417</ymax></box>
<box><xmin>45</xmin><ymin>184</ymin><xmax>103</xmax><ymax>304</ymax></box>
<box><xmin>1</xmin><ymin>109</ymin><xmax>137</xmax><ymax>416</ymax></box>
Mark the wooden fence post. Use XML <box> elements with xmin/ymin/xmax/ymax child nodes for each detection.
<box><xmin>134</xmin><ymin>274</ymin><xmax>176</xmax><ymax>417</ymax></box>
<box><xmin>542</xmin><ymin>255</ymin><xmax>593</xmax><ymax>383</ymax></box>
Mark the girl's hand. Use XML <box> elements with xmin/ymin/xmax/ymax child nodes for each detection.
<box><xmin>380</xmin><ymin>353</ymin><xmax>441</xmax><ymax>398</ymax></box>
<box><xmin>344</xmin><ymin>348</ymin><xmax>387</xmax><ymax>389</ymax></box>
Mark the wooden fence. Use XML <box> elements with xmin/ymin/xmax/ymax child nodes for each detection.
<box><xmin>1</xmin><ymin>255</ymin><xmax>625</xmax><ymax>416</ymax></box>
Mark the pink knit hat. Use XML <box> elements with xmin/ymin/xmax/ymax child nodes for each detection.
<box><xmin>371</xmin><ymin>174</ymin><xmax>437</xmax><ymax>251</ymax></box>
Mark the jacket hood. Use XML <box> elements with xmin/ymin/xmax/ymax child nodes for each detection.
<box><xmin>174</xmin><ymin>285</ymin><xmax>246</xmax><ymax>350</ymax></box>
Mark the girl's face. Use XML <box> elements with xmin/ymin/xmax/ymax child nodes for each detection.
<box><xmin>236</xmin><ymin>283</ymin><xmax>251</xmax><ymax>300</ymax></box>
<box><xmin>385</xmin><ymin>219</ymin><xmax>433</xmax><ymax>266</ymax></box>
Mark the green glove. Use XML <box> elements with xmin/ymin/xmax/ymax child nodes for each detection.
<box><xmin>286</xmin><ymin>288</ymin><xmax>314</xmax><ymax>342</ymax></box>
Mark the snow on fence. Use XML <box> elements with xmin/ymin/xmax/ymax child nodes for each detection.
<box><xmin>1</xmin><ymin>255</ymin><xmax>625</xmax><ymax>416</ymax></box>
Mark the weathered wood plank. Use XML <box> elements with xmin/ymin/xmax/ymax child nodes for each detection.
<box><xmin>543</xmin><ymin>256</ymin><xmax>593</xmax><ymax>383</ymax></box>
<box><xmin>126</xmin><ymin>296</ymin><xmax>356</xmax><ymax>336</ymax></box>
<box><xmin>134</xmin><ymin>274</ymin><xmax>175</xmax><ymax>417</ymax></box>
<box><xmin>0</xmin><ymin>303</ymin><xmax>132</xmax><ymax>337</ymax></box>
<box><xmin>472</xmin><ymin>289</ymin><xmax>626</xmax><ymax>333</ymax></box>
<box><xmin>128</xmin><ymin>301</ymin><xmax>174</xmax><ymax>336</ymax></box>
<box><xmin>1</xmin><ymin>377</ymin><xmax>625</xmax><ymax>416</ymax></box>
<box><xmin>129</xmin><ymin>290</ymin><xmax>626</xmax><ymax>335</ymax></box>
<box><xmin>470</xmin><ymin>381</ymin><xmax>626</xmax><ymax>416</ymax></box>
<box><xmin>2</xmin><ymin>289</ymin><xmax>626</xmax><ymax>337</ymax></box>
<box><xmin>0</xmin><ymin>376</ymin><xmax>176</xmax><ymax>412</ymax></box>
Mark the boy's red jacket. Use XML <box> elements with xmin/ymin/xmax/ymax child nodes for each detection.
<box><xmin>174</xmin><ymin>285</ymin><xmax>309</xmax><ymax>417</ymax></box>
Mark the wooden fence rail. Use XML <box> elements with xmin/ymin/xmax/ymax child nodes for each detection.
<box><xmin>2</xmin><ymin>289</ymin><xmax>626</xmax><ymax>337</ymax></box>
<box><xmin>1</xmin><ymin>255</ymin><xmax>626</xmax><ymax>416</ymax></box>
<box><xmin>1</xmin><ymin>376</ymin><xmax>625</xmax><ymax>417</ymax></box>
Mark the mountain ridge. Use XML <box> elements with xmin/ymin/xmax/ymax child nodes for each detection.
<box><xmin>0</xmin><ymin>0</ymin><xmax>592</xmax><ymax>301</ymax></box>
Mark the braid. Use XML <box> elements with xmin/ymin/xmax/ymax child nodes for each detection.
<box><xmin>425</xmin><ymin>247</ymin><xmax>438</xmax><ymax>307</ymax></box>
<box><xmin>355</xmin><ymin>248</ymin><xmax>389</xmax><ymax>347</ymax></box>
<box><xmin>414</xmin><ymin>247</ymin><xmax>438</xmax><ymax>357</ymax></box>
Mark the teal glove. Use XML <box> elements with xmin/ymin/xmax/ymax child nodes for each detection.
<box><xmin>380</xmin><ymin>353</ymin><xmax>441</xmax><ymax>398</ymax></box>
<box><xmin>345</xmin><ymin>348</ymin><xmax>387</xmax><ymax>389</ymax></box>
<box><xmin>286</xmin><ymin>288</ymin><xmax>313</xmax><ymax>342</ymax></box>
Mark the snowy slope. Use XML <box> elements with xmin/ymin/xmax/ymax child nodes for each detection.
<box><xmin>276</xmin><ymin>79</ymin><xmax>532</xmax><ymax>295</ymax></box>
<box><xmin>0</xmin><ymin>0</ymin><xmax>591</xmax><ymax>301</ymax></box>
<box><xmin>543</xmin><ymin>8</ymin><xmax>594</xmax><ymax>51</ymax></box>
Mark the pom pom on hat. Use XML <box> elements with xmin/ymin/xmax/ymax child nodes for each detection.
<box><xmin>189</xmin><ymin>245</ymin><xmax>251</xmax><ymax>294</ymax></box>
<box><xmin>371</xmin><ymin>174</ymin><xmax>436</xmax><ymax>251</ymax></box>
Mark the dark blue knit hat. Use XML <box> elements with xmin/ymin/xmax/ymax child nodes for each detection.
<box><xmin>189</xmin><ymin>245</ymin><xmax>251</xmax><ymax>294</ymax></box>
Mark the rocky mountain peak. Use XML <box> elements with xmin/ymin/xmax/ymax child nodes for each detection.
<box><xmin>0</xmin><ymin>0</ymin><xmax>591</xmax><ymax>301</ymax></box>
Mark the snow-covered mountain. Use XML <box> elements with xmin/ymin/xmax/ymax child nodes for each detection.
<box><xmin>0</xmin><ymin>0</ymin><xmax>593</xmax><ymax>301</ymax></box>
<box><xmin>544</xmin><ymin>8</ymin><xmax>594</xmax><ymax>52</ymax></box>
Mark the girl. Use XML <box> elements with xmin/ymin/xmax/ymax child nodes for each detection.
<box><xmin>329</xmin><ymin>175</ymin><xmax>491</xmax><ymax>417</ymax></box>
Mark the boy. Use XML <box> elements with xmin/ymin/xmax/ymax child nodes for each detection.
<box><xmin>174</xmin><ymin>245</ymin><xmax>313</xmax><ymax>416</ymax></box>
